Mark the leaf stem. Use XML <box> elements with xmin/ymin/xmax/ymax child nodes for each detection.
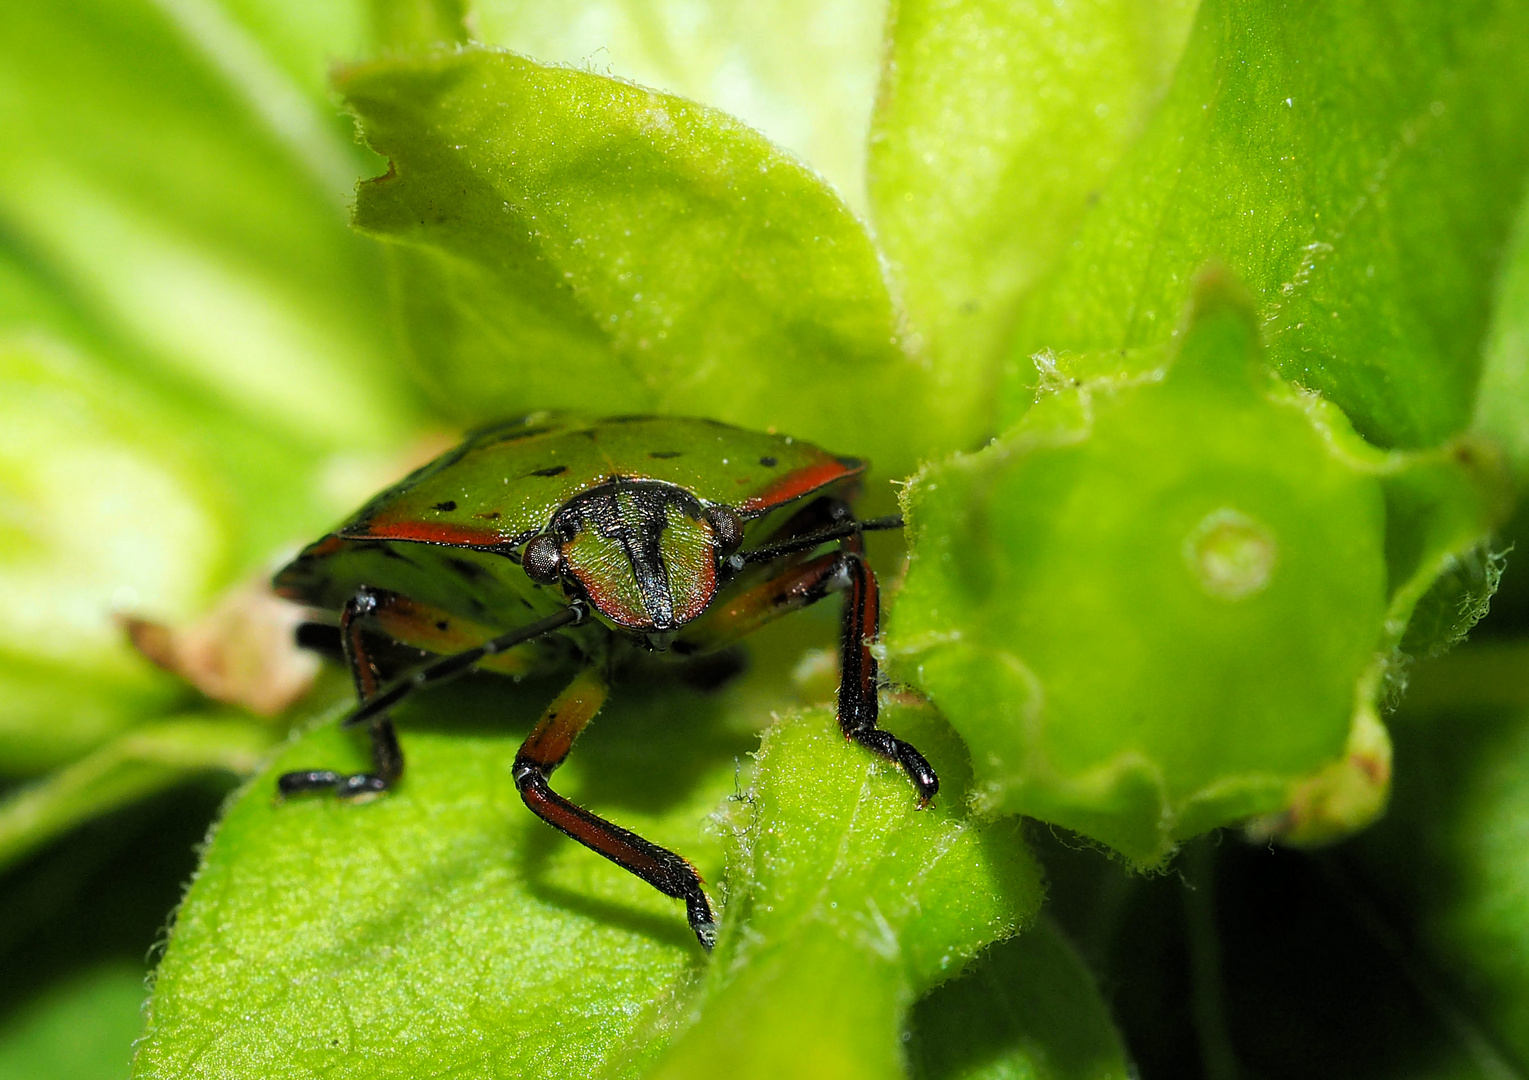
<box><xmin>0</xmin><ymin>716</ymin><xmax>277</xmax><ymax>871</ymax></box>
<box><xmin>1182</xmin><ymin>839</ymin><xmax>1242</xmax><ymax>1080</ymax></box>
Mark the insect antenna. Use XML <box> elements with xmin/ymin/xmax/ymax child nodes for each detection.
<box><xmin>342</xmin><ymin>603</ymin><xmax>587</xmax><ymax>729</ymax></box>
<box><xmin>734</xmin><ymin>514</ymin><xmax>903</xmax><ymax>567</ymax></box>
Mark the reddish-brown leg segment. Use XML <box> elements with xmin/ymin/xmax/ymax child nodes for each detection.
<box><xmin>512</xmin><ymin>664</ymin><xmax>718</xmax><ymax>948</ymax></box>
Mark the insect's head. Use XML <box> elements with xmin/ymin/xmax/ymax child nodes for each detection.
<box><xmin>522</xmin><ymin>479</ymin><xmax>745</xmax><ymax>644</ymax></box>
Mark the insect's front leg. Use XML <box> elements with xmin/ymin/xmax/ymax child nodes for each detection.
<box><xmin>833</xmin><ymin>532</ymin><xmax>939</xmax><ymax>805</ymax></box>
<box><xmin>279</xmin><ymin>586</ymin><xmax>405</xmax><ymax>800</ymax></box>
<box><xmin>678</xmin><ymin>521</ymin><xmax>939</xmax><ymax>806</ymax></box>
<box><xmin>513</xmin><ymin>663</ymin><xmax>719</xmax><ymax>950</ymax></box>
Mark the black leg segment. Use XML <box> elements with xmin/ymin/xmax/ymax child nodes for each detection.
<box><xmin>279</xmin><ymin>588</ymin><xmax>405</xmax><ymax>800</ymax></box>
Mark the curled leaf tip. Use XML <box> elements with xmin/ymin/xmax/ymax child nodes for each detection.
<box><xmin>1248</xmin><ymin>688</ymin><xmax>1393</xmax><ymax>847</ymax></box>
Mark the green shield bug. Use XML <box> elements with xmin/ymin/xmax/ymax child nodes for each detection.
<box><xmin>274</xmin><ymin>413</ymin><xmax>937</xmax><ymax>949</ymax></box>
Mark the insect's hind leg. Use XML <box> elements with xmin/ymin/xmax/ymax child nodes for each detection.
<box><xmin>513</xmin><ymin>664</ymin><xmax>718</xmax><ymax>950</ymax></box>
<box><xmin>278</xmin><ymin>587</ymin><xmax>406</xmax><ymax>800</ymax></box>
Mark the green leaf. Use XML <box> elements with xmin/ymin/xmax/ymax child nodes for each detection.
<box><xmin>1002</xmin><ymin>0</ymin><xmax>1529</xmax><ymax>450</ymax></box>
<box><xmin>470</xmin><ymin>0</ymin><xmax>888</xmax><ymax>213</ymax></box>
<box><xmin>886</xmin><ymin>273</ymin><xmax>1507</xmax><ymax>864</ymax></box>
<box><xmin>0</xmin><ymin>0</ymin><xmax>415</xmax><ymax>450</ymax></box>
<box><xmin>340</xmin><ymin>46</ymin><xmax>953</xmax><ymax>487</ymax></box>
<box><xmin>1474</xmin><ymin>188</ymin><xmax>1529</xmax><ymax>489</ymax></box>
<box><xmin>868</xmin><ymin>0</ymin><xmax>1198</xmax><ymax>438</ymax></box>
<box><xmin>134</xmin><ymin>681</ymin><xmax>1037</xmax><ymax>1077</ymax></box>
<box><xmin>637</xmin><ymin>706</ymin><xmax>1041</xmax><ymax>1080</ymax></box>
<box><xmin>907</xmin><ymin>919</ymin><xmax>1131</xmax><ymax>1080</ymax></box>
<box><xmin>0</xmin><ymin>0</ymin><xmax>446</xmax><ymax>776</ymax></box>
<box><xmin>135</xmin><ymin>681</ymin><xmax>733</xmax><ymax>1079</ymax></box>
<box><xmin>0</xmin><ymin>321</ymin><xmax>373</xmax><ymax>771</ymax></box>
<box><xmin>183</xmin><ymin>0</ymin><xmax>373</xmax><ymax>109</ymax></box>
<box><xmin>0</xmin><ymin>339</ymin><xmax>223</xmax><ymax>770</ymax></box>
<box><xmin>0</xmin><ymin>715</ymin><xmax>276</xmax><ymax>871</ymax></box>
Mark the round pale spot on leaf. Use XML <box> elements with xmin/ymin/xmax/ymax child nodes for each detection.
<box><xmin>1183</xmin><ymin>508</ymin><xmax>1277</xmax><ymax>600</ymax></box>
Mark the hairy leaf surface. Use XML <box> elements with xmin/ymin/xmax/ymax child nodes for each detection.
<box><xmin>1003</xmin><ymin>0</ymin><xmax>1529</xmax><ymax>450</ymax></box>
<box><xmin>888</xmin><ymin>275</ymin><xmax>1507</xmax><ymax>863</ymax></box>
<box><xmin>134</xmin><ymin>686</ymin><xmax>1040</xmax><ymax>1077</ymax></box>
<box><xmin>342</xmin><ymin>47</ymin><xmax>953</xmax><ymax>489</ymax></box>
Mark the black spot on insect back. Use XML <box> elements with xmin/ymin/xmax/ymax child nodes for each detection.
<box><xmin>531</xmin><ymin>465</ymin><xmax>568</xmax><ymax>477</ymax></box>
<box><xmin>649</xmin><ymin>450</ymin><xmax>683</xmax><ymax>459</ymax></box>
<box><xmin>759</xmin><ymin>456</ymin><xmax>778</xmax><ymax>467</ymax></box>
<box><xmin>433</xmin><ymin>500</ymin><xmax>457</xmax><ymax>512</ymax></box>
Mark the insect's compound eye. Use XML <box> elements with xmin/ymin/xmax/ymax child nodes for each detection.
<box><xmin>703</xmin><ymin>505</ymin><xmax>745</xmax><ymax>556</ymax></box>
<box><xmin>522</xmin><ymin>533</ymin><xmax>564</xmax><ymax>584</ymax></box>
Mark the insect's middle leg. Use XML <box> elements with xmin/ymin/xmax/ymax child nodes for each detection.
<box><xmin>514</xmin><ymin>665</ymin><xmax>719</xmax><ymax>950</ymax></box>
<box><xmin>279</xmin><ymin>594</ymin><xmax>585</xmax><ymax>802</ymax></box>
<box><xmin>279</xmin><ymin>587</ymin><xmax>405</xmax><ymax>799</ymax></box>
